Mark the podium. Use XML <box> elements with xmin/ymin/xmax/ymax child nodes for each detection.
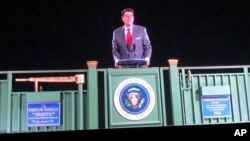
<box><xmin>117</xmin><ymin>59</ymin><xmax>146</xmax><ymax>68</ymax></box>
<box><xmin>106</xmin><ymin>67</ymin><xmax>166</xmax><ymax>128</ymax></box>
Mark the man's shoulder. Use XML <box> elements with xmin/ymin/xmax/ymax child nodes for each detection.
<box><xmin>133</xmin><ymin>24</ymin><xmax>146</xmax><ymax>30</ymax></box>
<box><xmin>113</xmin><ymin>26</ymin><xmax>123</xmax><ymax>32</ymax></box>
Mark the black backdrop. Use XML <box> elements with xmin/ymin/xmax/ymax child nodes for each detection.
<box><xmin>1</xmin><ymin>1</ymin><xmax>250</xmax><ymax>138</ymax></box>
<box><xmin>1</xmin><ymin>0</ymin><xmax>250</xmax><ymax>70</ymax></box>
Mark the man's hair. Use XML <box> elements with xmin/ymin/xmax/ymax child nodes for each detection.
<box><xmin>121</xmin><ymin>8</ymin><xmax>134</xmax><ymax>17</ymax></box>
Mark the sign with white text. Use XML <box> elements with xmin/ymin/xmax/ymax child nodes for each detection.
<box><xmin>201</xmin><ymin>95</ymin><xmax>231</xmax><ymax>118</ymax></box>
<box><xmin>27</xmin><ymin>102</ymin><xmax>61</xmax><ymax>126</ymax></box>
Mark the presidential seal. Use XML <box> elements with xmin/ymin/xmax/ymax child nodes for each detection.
<box><xmin>114</xmin><ymin>78</ymin><xmax>155</xmax><ymax>120</ymax></box>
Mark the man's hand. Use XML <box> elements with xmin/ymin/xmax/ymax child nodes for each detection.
<box><xmin>145</xmin><ymin>57</ymin><xmax>150</xmax><ymax>67</ymax></box>
<box><xmin>145</xmin><ymin>60</ymin><xmax>150</xmax><ymax>66</ymax></box>
<box><xmin>114</xmin><ymin>61</ymin><xmax>121</xmax><ymax>68</ymax></box>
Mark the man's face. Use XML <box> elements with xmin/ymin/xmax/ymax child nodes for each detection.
<box><xmin>122</xmin><ymin>11</ymin><xmax>134</xmax><ymax>26</ymax></box>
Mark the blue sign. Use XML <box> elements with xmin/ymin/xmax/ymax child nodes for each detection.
<box><xmin>201</xmin><ymin>95</ymin><xmax>231</xmax><ymax>118</ymax></box>
<box><xmin>27</xmin><ymin>102</ymin><xmax>61</xmax><ymax>126</ymax></box>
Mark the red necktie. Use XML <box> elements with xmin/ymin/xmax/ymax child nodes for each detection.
<box><xmin>126</xmin><ymin>28</ymin><xmax>132</xmax><ymax>47</ymax></box>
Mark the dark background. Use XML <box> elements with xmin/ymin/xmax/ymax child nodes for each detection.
<box><xmin>1</xmin><ymin>1</ymin><xmax>250</xmax><ymax>138</ymax></box>
<box><xmin>1</xmin><ymin>0</ymin><xmax>250</xmax><ymax>70</ymax></box>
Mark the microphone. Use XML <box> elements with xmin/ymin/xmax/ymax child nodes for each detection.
<box><xmin>126</xmin><ymin>44</ymin><xmax>136</xmax><ymax>51</ymax></box>
<box><xmin>132</xmin><ymin>44</ymin><xmax>136</xmax><ymax>52</ymax></box>
<box><xmin>127</xmin><ymin>44</ymin><xmax>132</xmax><ymax>51</ymax></box>
<box><xmin>126</xmin><ymin>44</ymin><xmax>136</xmax><ymax>65</ymax></box>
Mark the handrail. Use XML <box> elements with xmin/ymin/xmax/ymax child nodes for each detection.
<box><xmin>15</xmin><ymin>74</ymin><xmax>84</xmax><ymax>92</ymax></box>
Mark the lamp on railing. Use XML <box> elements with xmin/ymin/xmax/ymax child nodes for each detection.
<box><xmin>182</xmin><ymin>69</ymin><xmax>192</xmax><ymax>91</ymax></box>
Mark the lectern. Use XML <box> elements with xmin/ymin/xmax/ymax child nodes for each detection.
<box><xmin>117</xmin><ymin>59</ymin><xmax>146</xmax><ymax>68</ymax></box>
<box><xmin>106</xmin><ymin>67</ymin><xmax>166</xmax><ymax>128</ymax></box>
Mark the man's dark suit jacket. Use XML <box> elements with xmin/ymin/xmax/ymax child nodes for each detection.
<box><xmin>112</xmin><ymin>24</ymin><xmax>152</xmax><ymax>62</ymax></box>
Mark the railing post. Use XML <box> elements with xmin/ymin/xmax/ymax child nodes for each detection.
<box><xmin>0</xmin><ymin>72</ymin><xmax>12</xmax><ymax>133</ymax></box>
<box><xmin>168</xmin><ymin>59</ymin><xmax>183</xmax><ymax>125</ymax></box>
<box><xmin>76</xmin><ymin>74</ymin><xmax>85</xmax><ymax>130</ymax></box>
<box><xmin>243</xmin><ymin>67</ymin><xmax>250</xmax><ymax>119</ymax></box>
<box><xmin>86</xmin><ymin>61</ymin><xmax>98</xmax><ymax>129</ymax></box>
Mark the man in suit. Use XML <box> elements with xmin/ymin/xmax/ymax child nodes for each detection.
<box><xmin>112</xmin><ymin>8</ymin><xmax>152</xmax><ymax>68</ymax></box>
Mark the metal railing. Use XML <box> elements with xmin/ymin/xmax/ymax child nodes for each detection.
<box><xmin>1</xmin><ymin>59</ymin><xmax>250</xmax><ymax>133</ymax></box>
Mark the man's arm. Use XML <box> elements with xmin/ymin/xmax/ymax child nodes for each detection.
<box><xmin>142</xmin><ymin>28</ymin><xmax>152</xmax><ymax>66</ymax></box>
<box><xmin>112</xmin><ymin>31</ymin><xmax>121</xmax><ymax>68</ymax></box>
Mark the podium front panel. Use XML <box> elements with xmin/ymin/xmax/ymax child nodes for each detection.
<box><xmin>107</xmin><ymin>68</ymin><xmax>165</xmax><ymax>128</ymax></box>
